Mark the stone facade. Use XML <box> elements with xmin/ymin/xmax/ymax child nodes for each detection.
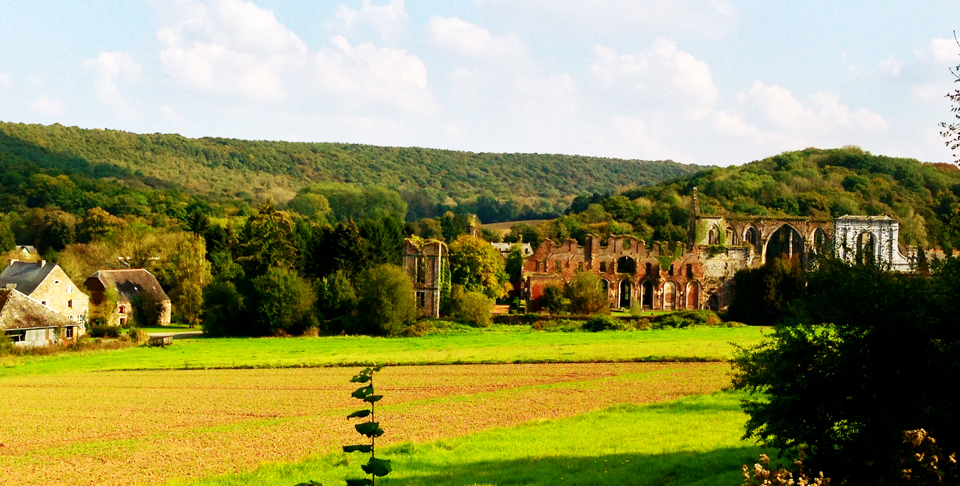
<box><xmin>834</xmin><ymin>215</ymin><xmax>914</xmax><ymax>271</ymax></box>
<box><xmin>403</xmin><ymin>239</ymin><xmax>446</xmax><ymax>318</ymax></box>
<box><xmin>0</xmin><ymin>288</ymin><xmax>82</xmax><ymax>347</ymax></box>
<box><xmin>0</xmin><ymin>260</ymin><xmax>89</xmax><ymax>324</ymax></box>
<box><xmin>84</xmin><ymin>269</ymin><xmax>172</xmax><ymax>326</ymax></box>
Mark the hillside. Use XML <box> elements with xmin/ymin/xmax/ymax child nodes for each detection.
<box><xmin>549</xmin><ymin>147</ymin><xmax>960</xmax><ymax>251</ymax></box>
<box><xmin>0</xmin><ymin>121</ymin><xmax>703</xmax><ymax>220</ymax></box>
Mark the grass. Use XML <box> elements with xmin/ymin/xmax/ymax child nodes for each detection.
<box><xmin>0</xmin><ymin>325</ymin><xmax>767</xmax><ymax>378</ymax></box>
<box><xmin>0</xmin><ymin>362</ymin><xmax>733</xmax><ymax>486</ymax></box>
<box><xmin>170</xmin><ymin>391</ymin><xmax>765</xmax><ymax>486</ymax></box>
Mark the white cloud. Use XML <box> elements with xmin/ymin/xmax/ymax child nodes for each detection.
<box><xmin>332</xmin><ymin>0</ymin><xmax>409</xmax><ymax>45</ymax></box>
<box><xmin>878</xmin><ymin>56</ymin><xmax>903</xmax><ymax>77</ymax></box>
<box><xmin>154</xmin><ymin>0</ymin><xmax>432</xmax><ymax>112</ymax></box>
<box><xmin>83</xmin><ymin>52</ymin><xmax>142</xmax><ymax>119</ymax></box>
<box><xmin>0</xmin><ymin>72</ymin><xmax>11</xmax><ymax>88</ymax></box>
<box><xmin>475</xmin><ymin>0</ymin><xmax>735</xmax><ymax>38</ymax></box>
<box><xmin>609</xmin><ymin>116</ymin><xmax>681</xmax><ymax>161</ymax></box>
<box><xmin>313</xmin><ymin>36</ymin><xmax>433</xmax><ymax>112</ymax></box>
<box><xmin>428</xmin><ymin>16</ymin><xmax>527</xmax><ymax>65</ymax></box>
<box><xmin>590</xmin><ymin>39</ymin><xmax>717</xmax><ymax>118</ymax></box>
<box><xmin>159</xmin><ymin>105</ymin><xmax>182</xmax><ymax>122</ymax></box>
<box><xmin>917</xmin><ymin>38</ymin><xmax>960</xmax><ymax>66</ymax></box>
<box><xmin>156</xmin><ymin>0</ymin><xmax>307</xmax><ymax>101</ymax></box>
<box><xmin>741</xmin><ymin>81</ymin><xmax>888</xmax><ymax>133</ymax></box>
<box><xmin>31</xmin><ymin>96</ymin><xmax>64</xmax><ymax>117</ymax></box>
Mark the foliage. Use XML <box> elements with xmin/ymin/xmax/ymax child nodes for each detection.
<box><xmin>448</xmin><ymin>235</ymin><xmax>510</xmax><ymax>299</ymax></box>
<box><xmin>583</xmin><ymin>315</ymin><xmax>630</xmax><ymax>332</ymax></box>
<box><xmin>504</xmin><ymin>245</ymin><xmax>524</xmax><ymax>286</ymax></box>
<box><xmin>315</xmin><ymin>270</ymin><xmax>357</xmax><ymax>321</ymax></box>
<box><xmin>131</xmin><ymin>294</ymin><xmax>161</xmax><ymax>328</ymax></box>
<box><xmin>343</xmin><ymin>365</ymin><xmax>391</xmax><ymax>486</ymax></box>
<box><xmin>237</xmin><ymin>202</ymin><xmax>298</xmax><ymax>278</ymax></box>
<box><xmin>200</xmin><ymin>281</ymin><xmax>245</xmax><ymax>337</ymax></box>
<box><xmin>248</xmin><ymin>267</ymin><xmax>318</xmax><ymax>336</ymax></box>
<box><xmin>89</xmin><ymin>287</ymin><xmax>120</xmax><ymax>327</ymax></box>
<box><xmin>356</xmin><ymin>264</ymin><xmax>416</xmax><ymax>335</ymax></box>
<box><xmin>455</xmin><ymin>291</ymin><xmax>493</xmax><ymax>327</ymax></box>
<box><xmin>732</xmin><ymin>257</ymin><xmax>960</xmax><ymax>484</ymax></box>
<box><xmin>295</xmin><ymin>183</ymin><xmax>406</xmax><ymax>223</ymax></box>
<box><xmin>652</xmin><ymin>310</ymin><xmax>721</xmax><ymax>328</ymax></box>
<box><xmin>741</xmin><ymin>452</ymin><xmax>832</xmax><ymax>486</ymax></box>
<box><xmin>541</xmin><ymin>284</ymin><xmax>566</xmax><ymax>314</ymax></box>
<box><xmin>127</xmin><ymin>328</ymin><xmax>150</xmax><ymax>344</ymax></box>
<box><xmin>565</xmin><ymin>272</ymin><xmax>610</xmax><ymax>315</ymax></box>
<box><xmin>726</xmin><ymin>257</ymin><xmax>807</xmax><ymax>326</ymax></box>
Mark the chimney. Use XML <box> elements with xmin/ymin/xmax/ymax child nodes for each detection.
<box><xmin>40</xmin><ymin>259</ymin><xmax>46</xmax><ymax>267</ymax></box>
<box><xmin>8</xmin><ymin>259</ymin><xmax>16</xmax><ymax>267</ymax></box>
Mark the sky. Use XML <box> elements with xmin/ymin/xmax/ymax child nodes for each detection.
<box><xmin>1</xmin><ymin>1</ymin><xmax>959</xmax><ymax>167</ymax></box>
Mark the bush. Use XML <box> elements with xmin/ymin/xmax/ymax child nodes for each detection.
<box><xmin>651</xmin><ymin>310</ymin><xmax>720</xmax><ymax>329</ymax></box>
<box><xmin>88</xmin><ymin>326</ymin><xmax>121</xmax><ymax>338</ymax></box>
<box><xmin>542</xmin><ymin>284</ymin><xmax>566</xmax><ymax>314</ymax></box>
<box><xmin>565</xmin><ymin>272</ymin><xmax>610</xmax><ymax>315</ymax></box>
<box><xmin>583</xmin><ymin>315</ymin><xmax>629</xmax><ymax>332</ymax></box>
<box><xmin>127</xmin><ymin>328</ymin><xmax>150</xmax><ymax>344</ymax></box>
<box><xmin>457</xmin><ymin>291</ymin><xmax>493</xmax><ymax>327</ymax></box>
<box><xmin>357</xmin><ymin>263</ymin><xmax>416</xmax><ymax>335</ymax></box>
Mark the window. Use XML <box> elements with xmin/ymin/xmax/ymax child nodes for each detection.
<box><xmin>68</xmin><ymin>299</ymin><xmax>73</xmax><ymax>308</ymax></box>
<box><xmin>686</xmin><ymin>264</ymin><xmax>694</xmax><ymax>278</ymax></box>
<box><xmin>415</xmin><ymin>291</ymin><xmax>426</xmax><ymax>310</ymax></box>
<box><xmin>119</xmin><ymin>317</ymin><xmax>126</xmax><ymax>326</ymax></box>
<box><xmin>555</xmin><ymin>260</ymin><xmax>562</xmax><ymax>272</ymax></box>
<box><xmin>119</xmin><ymin>305</ymin><xmax>125</xmax><ymax>314</ymax></box>
<box><xmin>645</xmin><ymin>263</ymin><xmax>652</xmax><ymax>275</ymax></box>
<box><xmin>54</xmin><ymin>280</ymin><xmax>60</xmax><ymax>285</ymax></box>
<box><xmin>415</xmin><ymin>256</ymin><xmax>426</xmax><ymax>284</ymax></box>
<box><xmin>599</xmin><ymin>262</ymin><xmax>607</xmax><ymax>272</ymax></box>
<box><xmin>66</xmin><ymin>326</ymin><xmax>74</xmax><ymax>338</ymax></box>
<box><xmin>41</xmin><ymin>300</ymin><xmax>47</xmax><ymax>306</ymax></box>
<box><xmin>668</xmin><ymin>264</ymin><xmax>674</xmax><ymax>276</ymax></box>
<box><xmin>68</xmin><ymin>285</ymin><xmax>73</xmax><ymax>293</ymax></box>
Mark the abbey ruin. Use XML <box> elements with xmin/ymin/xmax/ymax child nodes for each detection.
<box><xmin>521</xmin><ymin>189</ymin><xmax>916</xmax><ymax>312</ymax></box>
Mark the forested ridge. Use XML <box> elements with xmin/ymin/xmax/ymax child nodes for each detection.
<box><xmin>535</xmin><ymin>146</ymin><xmax>960</xmax><ymax>251</ymax></box>
<box><xmin>0</xmin><ymin>121</ymin><xmax>701</xmax><ymax>220</ymax></box>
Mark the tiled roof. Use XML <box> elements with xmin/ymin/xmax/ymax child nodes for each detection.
<box><xmin>86</xmin><ymin>269</ymin><xmax>170</xmax><ymax>303</ymax></box>
<box><xmin>0</xmin><ymin>288</ymin><xmax>73</xmax><ymax>330</ymax></box>
<box><xmin>0</xmin><ymin>261</ymin><xmax>56</xmax><ymax>296</ymax></box>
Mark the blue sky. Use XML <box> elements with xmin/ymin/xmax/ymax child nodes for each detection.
<box><xmin>1</xmin><ymin>0</ymin><xmax>959</xmax><ymax>166</ymax></box>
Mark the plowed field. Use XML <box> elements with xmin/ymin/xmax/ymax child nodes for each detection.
<box><xmin>0</xmin><ymin>362</ymin><xmax>730</xmax><ymax>486</ymax></box>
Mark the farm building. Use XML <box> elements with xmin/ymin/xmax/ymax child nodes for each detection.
<box><xmin>0</xmin><ymin>288</ymin><xmax>82</xmax><ymax>346</ymax></box>
<box><xmin>84</xmin><ymin>269</ymin><xmax>172</xmax><ymax>326</ymax></box>
<box><xmin>0</xmin><ymin>260</ymin><xmax>89</xmax><ymax>324</ymax></box>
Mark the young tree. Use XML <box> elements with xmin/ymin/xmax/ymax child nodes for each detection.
<box><xmin>565</xmin><ymin>272</ymin><xmax>609</xmax><ymax>315</ymax></box>
<box><xmin>448</xmin><ymin>235</ymin><xmax>510</xmax><ymax>299</ymax></box>
<box><xmin>237</xmin><ymin>202</ymin><xmax>297</xmax><ymax>278</ymax></box>
<box><xmin>356</xmin><ymin>264</ymin><xmax>416</xmax><ymax>335</ymax></box>
<box><xmin>201</xmin><ymin>281</ymin><xmax>245</xmax><ymax>337</ymax></box>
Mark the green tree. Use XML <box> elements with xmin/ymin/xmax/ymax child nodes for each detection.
<box><xmin>448</xmin><ymin>235</ymin><xmax>510</xmax><ymax>299</ymax></box>
<box><xmin>356</xmin><ymin>264</ymin><xmax>416</xmax><ymax>335</ymax></box>
<box><xmin>77</xmin><ymin>207</ymin><xmax>123</xmax><ymax>243</ymax></box>
<box><xmin>456</xmin><ymin>291</ymin><xmax>493</xmax><ymax>327</ymax></box>
<box><xmin>237</xmin><ymin>202</ymin><xmax>297</xmax><ymax>278</ymax></box>
<box><xmin>200</xmin><ymin>281</ymin><xmax>245</xmax><ymax>337</ymax></box>
<box><xmin>0</xmin><ymin>218</ymin><xmax>16</xmax><ymax>252</ymax></box>
<box><xmin>248</xmin><ymin>266</ymin><xmax>318</xmax><ymax>336</ymax></box>
<box><xmin>316</xmin><ymin>269</ymin><xmax>357</xmax><ymax>320</ymax></box>
<box><xmin>565</xmin><ymin>272</ymin><xmax>610</xmax><ymax>315</ymax></box>
<box><xmin>733</xmin><ymin>257</ymin><xmax>960</xmax><ymax>484</ymax></box>
<box><xmin>158</xmin><ymin>233</ymin><xmax>211</xmax><ymax>328</ymax></box>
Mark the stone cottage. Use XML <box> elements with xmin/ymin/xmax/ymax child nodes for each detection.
<box><xmin>0</xmin><ymin>288</ymin><xmax>81</xmax><ymax>346</ymax></box>
<box><xmin>84</xmin><ymin>269</ymin><xmax>172</xmax><ymax>326</ymax></box>
<box><xmin>0</xmin><ymin>260</ymin><xmax>89</xmax><ymax>324</ymax></box>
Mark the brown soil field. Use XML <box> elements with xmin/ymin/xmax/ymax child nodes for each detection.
<box><xmin>0</xmin><ymin>362</ymin><xmax>730</xmax><ymax>486</ymax></box>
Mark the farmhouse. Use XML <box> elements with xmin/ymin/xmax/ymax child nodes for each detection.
<box><xmin>0</xmin><ymin>288</ymin><xmax>81</xmax><ymax>346</ymax></box>
<box><xmin>0</xmin><ymin>260</ymin><xmax>89</xmax><ymax>324</ymax></box>
<box><xmin>84</xmin><ymin>269</ymin><xmax>172</xmax><ymax>326</ymax></box>
<box><xmin>521</xmin><ymin>188</ymin><xmax>916</xmax><ymax>312</ymax></box>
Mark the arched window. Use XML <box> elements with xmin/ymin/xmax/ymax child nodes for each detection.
<box><xmin>686</xmin><ymin>281</ymin><xmax>700</xmax><ymax>310</ymax></box>
<box><xmin>663</xmin><ymin>281</ymin><xmax>677</xmax><ymax>310</ymax></box>
<box><xmin>619</xmin><ymin>280</ymin><xmax>632</xmax><ymax>308</ymax></box>
<box><xmin>813</xmin><ymin>228</ymin><xmax>827</xmax><ymax>253</ymax></box>
<box><xmin>745</xmin><ymin>226</ymin><xmax>760</xmax><ymax>251</ymax></box>
<box><xmin>857</xmin><ymin>231</ymin><xmax>876</xmax><ymax>265</ymax></box>
<box><xmin>641</xmin><ymin>281</ymin><xmax>654</xmax><ymax>309</ymax></box>
<box><xmin>726</xmin><ymin>227</ymin><xmax>738</xmax><ymax>245</ymax></box>
<box><xmin>765</xmin><ymin>225</ymin><xmax>805</xmax><ymax>262</ymax></box>
<box><xmin>616</xmin><ymin>256</ymin><xmax>636</xmax><ymax>274</ymax></box>
<box><xmin>599</xmin><ymin>262</ymin><xmax>607</xmax><ymax>273</ymax></box>
<box><xmin>708</xmin><ymin>225</ymin><xmax>719</xmax><ymax>245</ymax></box>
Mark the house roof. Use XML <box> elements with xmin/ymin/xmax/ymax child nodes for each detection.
<box><xmin>0</xmin><ymin>261</ymin><xmax>57</xmax><ymax>296</ymax></box>
<box><xmin>85</xmin><ymin>269</ymin><xmax>170</xmax><ymax>303</ymax></box>
<box><xmin>0</xmin><ymin>288</ymin><xmax>74</xmax><ymax>331</ymax></box>
<box><xmin>491</xmin><ymin>242</ymin><xmax>534</xmax><ymax>257</ymax></box>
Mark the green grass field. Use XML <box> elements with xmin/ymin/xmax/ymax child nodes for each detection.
<box><xmin>0</xmin><ymin>325</ymin><xmax>767</xmax><ymax>378</ymax></box>
<box><xmin>171</xmin><ymin>391</ymin><xmax>765</xmax><ymax>486</ymax></box>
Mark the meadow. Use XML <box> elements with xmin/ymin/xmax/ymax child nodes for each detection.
<box><xmin>0</xmin><ymin>326</ymin><xmax>770</xmax><ymax>486</ymax></box>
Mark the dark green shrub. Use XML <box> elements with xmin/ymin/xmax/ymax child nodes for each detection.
<box><xmin>583</xmin><ymin>315</ymin><xmax>629</xmax><ymax>332</ymax></box>
<box><xmin>88</xmin><ymin>326</ymin><xmax>121</xmax><ymax>338</ymax></box>
<box><xmin>651</xmin><ymin>310</ymin><xmax>720</xmax><ymax>329</ymax></box>
<box><xmin>249</xmin><ymin>266</ymin><xmax>318</xmax><ymax>336</ymax></box>
<box><xmin>201</xmin><ymin>281</ymin><xmax>245</xmax><ymax>337</ymax></box>
<box><xmin>542</xmin><ymin>284</ymin><xmax>566</xmax><ymax>313</ymax></box>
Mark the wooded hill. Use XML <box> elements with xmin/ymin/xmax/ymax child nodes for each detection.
<box><xmin>0</xmin><ymin>121</ymin><xmax>701</xmax><ymax>221</ymax></box>
<box><xmin>551</xmin><ymin>146</ymin><xmax>960</xmax><ymax>251</ymax></box>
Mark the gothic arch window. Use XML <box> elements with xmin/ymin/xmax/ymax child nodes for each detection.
<box><xmin>745</xmin><ymin>226</ymin><xmax>760</xmax><ymax>251</ymax></box>
<box><xmin>813</xmin><ymin>228</ymin><xmax>827</xmax><ymax>253</ymax></box>
<box><xmin>663</xmin><ymin>281</ymin><xmax>677</xmax><ymax>310</ymax></box>
<box><xmin>708</xmin><ymin>225</ymin><xmax>719</xmax><ymax>245</ymax></box>
<box><xmin>726</xmin><ymin>227</ymin><xmax>738</xmax><ymax>245</ymax></box>
<box><xmin>616</xmin><ymin>256</ymin><xmax>636</xmax><ymax>274</ymax></box>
